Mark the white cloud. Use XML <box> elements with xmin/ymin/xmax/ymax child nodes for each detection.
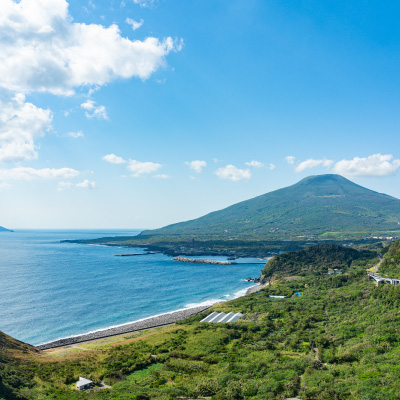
<box><xmin>285</xmin><ymin>156</ymin><xmax>296</xmax><ymax>164</ymax></box>
<box><xmin>57</xmin><ymin>181</ymin><xmax>73</xmax><ymax>191</ymax></box>
<box><xmin>67</xmin><ymin>131</ymin><xmax>84</xmax><ymax>138</ymax></box>
<box><xmin>0</xmin><ymin>94</ymin><xmax>52</xmax><ymax>163</ymax></box>
<box><xmin>269</xmin><ymin>163</ymin><xmax>276</xmax><ymax>170</ymax></box>
<box><xmin>81</xmin><ymin>100</ymin><xmax>108</xmax><ymax>120</ymax></box>
<box><xmin>132</xmin><ymin>0</ymin><xmax>157</xmax><ymax>8</ymax></box>
<box><xmin>295</xmin><ymin>158</ymin><xmax>334</xmax><ymax>172</ymax></box>
<box><xmin>76</xmin><ymin>179</ymin><xmax>96</xmax><ymax>189</ymax></box>
<box><xmin>126</xmin><ymin>18</ymin><xmax>144</xmax><ymax>30</ymax></box>
<box><xmin>215</xmin><ymin>165</ymin><xmax>251</xmax><ymax>181</ymax></box>
<box><xmin>185</xmin><ymin>160</ymin><xmax>207</xmax><ymax>173</ymax></box>
<box><xmin>153</xmin><ymin>174</ymin><xmax>170</xmax><ymax>179</ymax></box>
<box><xmin>127</xmin><ymin>159</ymin><xmax>162</xmax><ymax>177</ymax></box>
<box><xmin>0</xmin><ymin>0</ymin><xmax>181</xmax><ymax>95</ymax></box>
<box><xmin>333</xmin><ymin>154</ymin><xmax>400</xmax><ymax>177</ymax></box>
<box><xmin>0</xmin><ymin>167</ymin><xmax>79</xmax><ymax>181</ymax></box>
<box><xmin>103</xmin><ymin>154</ymin><xmax>126</xmax><ymax>164</ymax></box>
<box><xmin>0</xmin><ymin>182</ymin><xmax>11</xmax><ymax>191</ymax></box>
<box><xmin>245</xmin><ymin>160</ymin><xmax>264</xmax><ymax>168</ymax></box>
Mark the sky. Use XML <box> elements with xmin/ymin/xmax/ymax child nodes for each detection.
<box><xmin>1</xmin><ymin>0</ymin><xmax>400</xmax><ymax>229</ymax></box>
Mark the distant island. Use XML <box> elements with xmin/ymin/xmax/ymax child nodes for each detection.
<box><xmin>0</xmin><ymin>226</ymin><xmax>13</xmax><ymax>232</ymax></box>
<box><xmin>63</xmin><ymin>174</ymin><xmax>400</xmax><ymax>257</ymax></box>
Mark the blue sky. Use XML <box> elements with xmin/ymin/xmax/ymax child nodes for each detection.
<box><xmin>1</xmin><ymin>0</ymin><xmax>400</xmax><ymax>229</ymax></box>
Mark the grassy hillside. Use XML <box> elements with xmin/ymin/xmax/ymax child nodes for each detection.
<box><xmin>139</xmin><ymin>174</ymin><xmax>400</xmax><ymax>239</ymax></box>
<box><xmin>4</xmin><ymin>242</ymin><xmax>400</xmax><ymax>399</ymax></box>
<box><xmin>378</xmin><ymin>239</ymin><xmax>400</xmax><ymax>278</ymax></box>
<box><xmin>261</xmin><ymin>244</ymin><xmax>375</xmax><ymax>281</ymax></box>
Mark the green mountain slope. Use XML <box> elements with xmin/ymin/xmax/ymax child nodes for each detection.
<box><xmin>141</xmin><ymin>174</ymin><xmax>400</xmax><ymax>239</ymax></box>
<box><xmin>378</xmin><ymin>239</ymin><xmax>400</xmax><ymax>278</ymax></box>
<box><xmin>261</xmin><ymin>243</ymin><xmax>375</xmax><ymax>280</ymax></box>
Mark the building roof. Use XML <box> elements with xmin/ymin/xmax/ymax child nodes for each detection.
<box><xmin>77</xmin><ymin>377</ymin><xmax>93</xmax><ymax>387</ymax></box>
<box><xmin>200</xmin><ymin>312</ymin><xmax>243</xmax><ymax>323</ymax></box>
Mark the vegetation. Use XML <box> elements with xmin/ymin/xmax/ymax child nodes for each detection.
<box><xmin>261</xmin><ymin>244</ymin><xmax>376</xmax><ymax>280</ymax></box>
<box><xmin>2</xmin><ymin>240</ymin><xmax>400</xmax><ymax>399</ymax></box>
<box><xmin>379</xmin><ymin>239</ymin><xmax>400</xmax><ymax>278</ymax></box>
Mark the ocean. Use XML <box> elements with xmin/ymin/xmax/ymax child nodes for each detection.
<box><xmin>0</xmin><ymin>230</ymin><xmax>264</xmax><ymax>346</ymax></box>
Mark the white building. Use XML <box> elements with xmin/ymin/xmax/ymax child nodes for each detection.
<box><xmin>76</xmin><ymin>377</ymin><xmax>93</xmax><ymax>390</ymax></box>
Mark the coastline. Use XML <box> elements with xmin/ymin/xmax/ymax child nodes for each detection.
<box><xmin>37</xmin><ymin>282</ymin><xmax>264</xmax><ymax>351</ymax></box>
<box><xmin>36</xmin><ymin>305</ymin><xmax>213</xmax><ymax>350</ymax></box>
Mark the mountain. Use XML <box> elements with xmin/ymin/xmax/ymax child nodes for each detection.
<box><xmin>140</xmin><ymin>174</ymin><xmax>400</xmax><ymax>239</ymax></box>
<box><xmin>0</xmin><ymin>226</ymin><xmax>13</xmax><ymax>232</ymax></box>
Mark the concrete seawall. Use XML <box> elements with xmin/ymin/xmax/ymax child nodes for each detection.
<box><xmin>36</xmin><ymin>305</ymin><xmax>213</xmax><ymax>350</ymax></box>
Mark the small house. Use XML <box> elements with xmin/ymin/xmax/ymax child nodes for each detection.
<box><xmin>328</xmin><ymin>269</ymin><xmax>342</xmax><ymax>275</ymax></box>
<box><xmin>76</xmin><ymin>377</ymin><xmax>93</xmax><ymax>391</ymax></box>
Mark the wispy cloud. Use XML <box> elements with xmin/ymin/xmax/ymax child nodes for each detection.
<box><xmin>128</xmin><ymin>159</ymin><xmax>162</xmax><ymax>177</ymax></box>
<box><xmin>185</xmin><ymin>160</ymin><xmax>207</xmax><ymax>173</ymax></box>
<box><xmin>0</xmin><ymin>167</ymin><xmax>79</xmax><ymax>181</ymax></box>
<box><xmin>245</xmin><ymin>160</ymin><xmax>264</xmax><ymax>168</ymax></box>
<box><xmin>215</xmin><ymin>165</ymin><xmax>251</xmax><ymax>181</ymax></box>
<box><xmin>103</xmin><ymin>154</ymin><xmax>126</xmax><ymax>164</ymax></box>
<box><xmin>295</xmin><ymin>158</ymin><xmax>333</xmax><ymax>172</ymax></box>
<box><xmin>285</xmin><ymin>156</ymin><xmax>296</xmax><ymax>164</ymax></box>
<box><xmin>269</xmin><ymin>163</ymin><xmax>276</xmax><ymax>170</ymax></box>
<box><xmin>76</xmin><ymin>179</ymin><xmax>96</xmax><ymax>189</ymax></box>
<box><xmin>153</xmin><ymin>174</ymin><xmax>170</xmax><ymax>179</ymax></box>
<box><xmin>132</xmin><ymin>0</ymin><xmax>158</xmax><ymax>8</ymax></box>
<box><xmin>333</xmin><ymin>154</ymin><xmax>400</xmax><ymax>177</ymax></box>
<box><xmin>67</xmin><ymin>131</ymin><xmax>84</xmax><ymax>138</ymax></box>
<box><xmin>81</xmin><ymin>100</ymin><xmax>108</xmax><ymax>120</ymax></box>
<box><xmin>126</xmin><ymin>18</ymin><xmax>144</xmax><ymax>30</ymax></box>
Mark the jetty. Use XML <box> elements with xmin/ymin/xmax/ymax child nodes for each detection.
<box><xmin>172</xmin><ymin>256</ymin><xmax>265</xmax><ymax>265</ymax></box>
<box><xmin>173</xmin><ymin>256</ymin><xmax>237</xmax><ymax>265</ymax></box>
<box><xmin>115</xmin><ymin>251</ymin><xmax>157</xmax><ymax>257</ymax></box>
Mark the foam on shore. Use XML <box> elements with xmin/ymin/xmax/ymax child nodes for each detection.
<box><xmin>36</xmin><ymin>282</ymin><xmax>261</xmax><ymax>351</ymax></box>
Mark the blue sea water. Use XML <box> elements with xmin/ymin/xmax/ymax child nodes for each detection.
<box><xmin>0</xmin><ymin>230</ymin><xmax>264</xmax><ymax>346</ymax></box>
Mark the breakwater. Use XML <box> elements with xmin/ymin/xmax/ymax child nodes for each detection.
<box><xmin>36</xmin><ymin>305</ymin><xmax>212</xmax><ymax>350</ymax></box>
<box><xmin>172</xmin><ymin>256</ymin><xmax>265</xmax><ymax>265</ymax></box>
<box><xmin>115</xmin><ymin>251</ymin><xmax>157</xmax><ymax>257</ymax></box>
<box><xmin>173</xmin><ymin>256</ymin><xmax>237</xmax><ymax>265</ymax></box>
